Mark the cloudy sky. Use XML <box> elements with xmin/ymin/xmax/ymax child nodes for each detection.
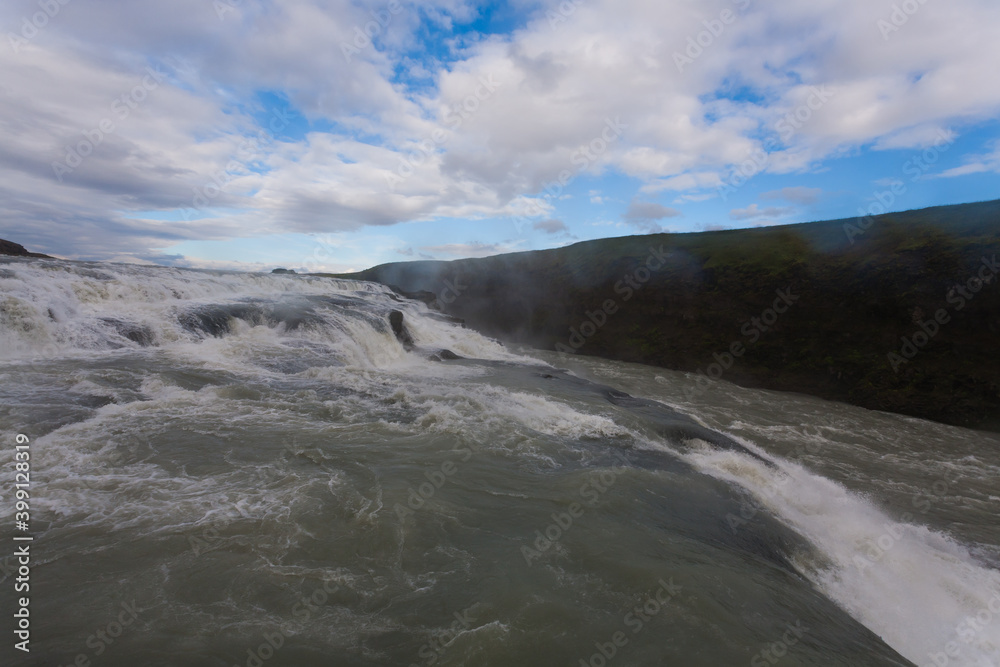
<box><xmin>2</xmin><ymin>0</ymin><xmax>999</xmax><ymax>272</ymax></box>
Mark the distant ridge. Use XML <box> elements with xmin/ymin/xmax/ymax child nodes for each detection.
<box><xmin>328</xmin><ymin>200</ymin><xmax>1000</xmax><ymax>432</ymax></box>
<box><xmin>0</xmin><ymin>239</ymin><xmax>53</xmax><ymax>258</ymax></box>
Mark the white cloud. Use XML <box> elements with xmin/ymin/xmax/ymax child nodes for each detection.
<box><xmin>730</xmin><ymin>204</ymin><xmax>794</xmax><ymax>220</ymax></box>
<box><xmin>2</xmin><ymin>0</ymin><xmax>1000</xmax><ymax>261</ymax></box>
<box><xmin>419</xmin><ymin>241</ymin><xmax>522</xmax><ymax>257</ymax></box>
<box><xmin>874</xmin><ymin>125</ymin><xmax>957</xmax><ymax>151</ymax></box>
<box><xmin>937</xmin><ymin>142</ymin><xmax>1000</xmax><ymax>178</ymax></box>
<box><xmin>761</xmin><ymin>186</ymin><xmax>822</xmax><ymax>204</ymax></box>
<box><xmin>622</xmin><ymin>199</ymin><xmax>682</xmax><ymax>222</ymax></box>
<box><xmin>532</xmin><ymin>218</ymin><xmax>569</xmax><ymax>234</ymax></box>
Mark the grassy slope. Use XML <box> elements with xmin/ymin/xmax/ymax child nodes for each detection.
<box><xmin>326</xmin><ymin>200</ymin><xmax>1000</xmax><ymax>431</ymax></box>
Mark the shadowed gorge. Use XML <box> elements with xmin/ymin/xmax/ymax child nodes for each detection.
<box><xmin>332</xmin><ymin>200</ymin><xmax>1000</xmax><ymax>432</ymax></box>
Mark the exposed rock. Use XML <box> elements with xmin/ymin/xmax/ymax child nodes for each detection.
<box><xmin>99</xmin><ymin>318</ymin><xmax>156</xmax><ymax>346</ymax></box>
<box><xmin>388</xmin><ymin>310</ymin><xmax>414</xmax><ymax>350</ymax></box>
<box><xmin>0</xmin><ymin>239</ymin><xmax>53</xmax><ymax>258</ymax></box>
<box><xmin>387</xmin><ymin>285</ymin><xmax>438</xmax><ymax>307</ymax></box>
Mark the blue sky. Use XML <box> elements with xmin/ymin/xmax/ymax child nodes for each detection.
<box><xmin>2</xmin><ymin>0</ymin><xmax>999</xmax><ymax>271</ymax></box>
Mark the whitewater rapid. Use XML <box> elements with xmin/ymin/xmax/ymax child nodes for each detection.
<box><xmin>1</xmin><ymin>257</ymin><xmax>998</xmax><ymax>667</ymax></box>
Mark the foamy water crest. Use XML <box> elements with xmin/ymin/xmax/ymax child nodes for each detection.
<box><xmin>684</xmin><ymin>438</ymin><xmax>1000</xmax><ymax>667</ymax></box>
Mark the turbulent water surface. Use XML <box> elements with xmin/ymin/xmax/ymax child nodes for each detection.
<box><xmin>1</xmin><ymin>257</ymin><xmax>999</xmax><ymax>667</ymax></box>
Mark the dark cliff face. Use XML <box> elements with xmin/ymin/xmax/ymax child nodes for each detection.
<box><xmin>0</xmin><ymin>239</ymin><xmax>52</xmax><ymax>258</ymax></box>
<box><xmin>329</xmin><ymin>200</ymin><xmax>1000</xmax><ymax>433</ymax></box>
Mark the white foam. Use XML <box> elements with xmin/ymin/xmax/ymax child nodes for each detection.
<box><xmin>684</xmin><ymin>441</ymin><xmax>1000</xmax><ymax>667</ymax></box>
<box><xmin>0</xmin><ymin>259</ymin><xmax>521</xmax><ymax>371</ymax></box>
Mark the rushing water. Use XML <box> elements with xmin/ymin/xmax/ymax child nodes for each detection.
<box><xmin>1</xmin><ymin>257</ymin><xmax>999</xmax><ymax>667</ymax></box>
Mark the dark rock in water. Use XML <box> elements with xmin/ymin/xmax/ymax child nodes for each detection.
<box><xmin>602</xmin><ymin>387</ymin><xmax>775</xmax><ymax>467</ymax></box>
<box><xmin>426</xmin><ymin>311</ymin><xmax>465</xmax><ymax>327</ymax></box>
<box><xmin>179</xmin><ymin>305</ymin><xmax>258</xmax><ymax>337</ymax></box>
<box><xmin>99</xmin><ymin>318</ymin><xmax>156</xmax><ymax>346</ymax></box>
<box><xmin>387</xmin><ymin>285</ymin><xmax>438</xmax><ymax>307</ymax></box>
<box><xmin>271</xmin><ymin>268</ymin><xmax>296</xmax><ymax>274</ymax></box>
<box><xmin>178</xmin><ymin>300</ymin><xmax>325</xmax><ymax>337</ymax></box>
<box><xmin>388</xmin><ymin>310</ymin><xmax>414</xmax><ymax>350</ymax></box>
<box><xmin>527</xmin><ymin>367</ymin><xmax>774</xmax><ymax>466</ymax></box>
<box><xmin>438</xmin><ymin>349</ymin><xmax>461</xmax><ymax>360</ymax></box>
<box><xmin>0</xmin><ymin>239</ymin><xmax>53</xmax><ymax>258</ymax></box>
